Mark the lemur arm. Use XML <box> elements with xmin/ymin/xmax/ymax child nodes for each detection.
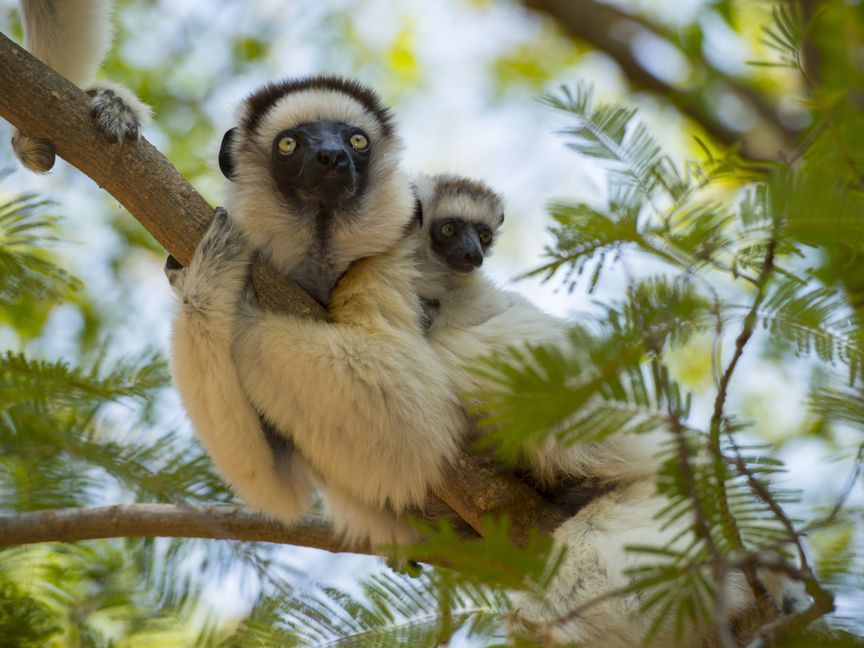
<box><xmin>230</xmin><ymin>249</ymin><xmax>466</xmax><ymax>515</ymax></box>
<box><xmin>169</xmin><ymin>209</ymin><xmax>319</xmax><ymax>520</ymax></box>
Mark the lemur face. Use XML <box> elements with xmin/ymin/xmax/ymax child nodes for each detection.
<box><xmin>218</xmin><ymin>75</ymin><xmax>398</xmax><ymax>218</ymax></box>
<box><xmin>216</xmin><ymin>76</ymin><xmax>414</xmax><ymax>303</ymax></box>
<box><xmin>415</xmin><ymin>174</ymin><xmax>505</xmax><ymax>276</ymax></box>
<box><xmin>269</xmin><ymin>120</ymin><xmax>372</xmax><ymax>208</ymax></box>
<box><xmin>429</xmin><ymin>217</ymin><xmax>495</xmax><ymax>273</ymax></box>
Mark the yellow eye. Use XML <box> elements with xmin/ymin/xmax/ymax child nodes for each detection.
<box><xmin>440</xmin><ymin>223</ymin><xmax>456</xmax><ymax>237</ymax></box>
<box><xmin>349</xmin><ymin>133</ymin><xmax>369</xmax><ymax>151</ymax></box>
<box><xmin>277</xmin><ymin>136</ymin><xmax>297</xmax><ymax>155</ymax></box>
<box><xmin>479</xmin><ymin>230</ymin><xmax>493</xmax><ymax>244</ymax></box>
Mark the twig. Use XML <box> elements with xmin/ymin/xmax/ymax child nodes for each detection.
<box><xmin>661</xmin><ymin>373</ymin><xmax>737</xmax><ymax>648</ymax></box>
<box><xmin>726</xmin><ymin>435</ymin><xmax>810</xmax><ymax>571</ymax></box>
<box><xmin>723</xmin><ymin>439</ymin><xmax>839</xmax><ymax>643</ymax></box>
<box><xmin>802</xmin><ymin>443</ymin><xmax>864</xmax><ymax>534</ymax></box>
<box><xmin>745</xmin><ymin>579</ymin><xmax>834</xmax><ymax>648</ymax></box>
<box><xmin>828</xmin><ymin>117</ymin><xmax>864</xmax><ymax>184</ymax></box>
<box><xmin>708</xmin><ymin>233</ymin><xmax>780</xmax><ymax>620</ymax></box>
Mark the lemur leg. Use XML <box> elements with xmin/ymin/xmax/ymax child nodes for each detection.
<box><xmin>13</xmin><ymin>0</ymin><xmax>150</xmax><ymax>172</ymax></box>
<box><xmin>230</xmin><ymin>250</ymin><xmax>465</xmax><ymax>519</ymax></box>
<box><xmin>324</xmin><ymin>487</ymin><xmax>418</xmax><ymax>552</ymax></box>
<box><xmin>510</xmin><ymin>480</ymin><xmax>800</xmax><ymax>647</ymax></box>
<box><xmin>86</xmin><ymin>81</ymin><xmax>150</xmax><ymax>145</ymax></box>
<box><xmin>170</xmin><ymin>208</ymin><xmax>318</xmax><ymax>520</ymax></box>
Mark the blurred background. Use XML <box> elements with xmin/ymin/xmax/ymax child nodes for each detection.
<box><xmin>0</xmin><ymin>0</ymin><xmax>860</xmax><ymax>645</ymax></box>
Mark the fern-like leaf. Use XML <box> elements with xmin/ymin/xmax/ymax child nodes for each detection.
<box><xmin>231</xmin><ymin>570</ymin><xmax>508</xmax><ymax>647</ymax></box>
<box><xmin>0</xmin><ymin>184</ymin><xmax>80</xmax><ymax>306</ymax></box>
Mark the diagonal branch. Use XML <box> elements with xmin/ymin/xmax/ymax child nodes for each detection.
<box><xmin>524</xmin><ymin>0</ymin><xmax>796</xmax><ymax>158</ymax></box>
<box><xmin>0</xmin><ymin>30</ymin><xmax>568</xmax><ymax>546</ymax></box>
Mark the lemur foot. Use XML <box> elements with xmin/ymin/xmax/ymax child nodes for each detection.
<box><xmin>196</xmin><ymin>207</ymin><xmax>248</xmax><ymax>262</ymax></box>
<box><xmin>12</xmin><ymin>82</ymin><xmax>149</xmax><ymax>174</ymax></box>
<box><xmin>11</xmin><ymin>132</ymin><xmax>56</xmax><ymax>173</ymax></box>
<box><xmin>86</xmin><ymin>83</ymin><xmax>148</xmax><ymax>144</ymax></box>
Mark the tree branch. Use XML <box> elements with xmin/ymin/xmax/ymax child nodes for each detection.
<box><xmin>0</xmin><ymin>30</ymin><xmax>568</xmax><ymax>546</ymax></box>
<box><xmin>0</xmin><ymin>504</ymin><xmax>364</xmax><ymax>553</ymax></box>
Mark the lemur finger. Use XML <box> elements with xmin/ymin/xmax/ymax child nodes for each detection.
<box><xmin>165</xmin><ymin>255</ymin><xmax>184</xmax><ymax>271</ymax></box>
<box><xmin>195</xmin><ymin>207</ymin><xmax>249</xmax><ymax>263</ymax></box>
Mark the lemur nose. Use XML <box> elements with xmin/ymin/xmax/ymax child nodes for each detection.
<box><xmin>317</xmin><ymin>148</ymin><xmax>348</xmax><ymax>168</ymax></box>
<box><xmin>465</xmin><ymin>250</ymin><xmax>483</xmax><ymax>267</ymax></box>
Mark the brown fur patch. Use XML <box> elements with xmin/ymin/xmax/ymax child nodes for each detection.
<box><xmin>240</xmin><ymin>75</ymin><xmax>395</xmax><ymax>138</ymax></box>
<box><xmin>432</xmin><ymin>174</ymin><xmax>502</xmax><ymax>210</ymax></box>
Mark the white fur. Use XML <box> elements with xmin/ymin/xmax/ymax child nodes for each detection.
<box><xmin>13</xmin><ymin>0</ymin><xmax>149</xmax><ymax>172</ymax></box>
<box><xmin>230</xmin><ymin>246</ymin><xmax>466</xmax><ymax>515</ymax></box>
<box><xmin>171</xmin><ymin>90</ymin><xmax>466</xmax><ymax>548</ymax></box>
<box><xmin>510</xmin><ymin>481</ymin><xmax>797</xmax><ymax>647</ymax></box>
<box><xmin>412</xmin><ymin>174</ymin><xmax>803</xmax><ymax>645</ymax></box>
<box><xmin>253</xmin><ymin>92</ymin><xmax>385</xmax><ymax>154</ymax></box>
<box><xmin>19</xmin><ymin>0</ymin><xmax>111</xmax><ymax>86</ymax></box>
<box><xmin>170</xmin><ymin>210</ymin><xmax>320</xmax><ymax>521</ymax></box>
<box><xmin>228</xmin><ymin>94</ymin><xmax>406</xmax><ymax>303</ymax></box>
<box><xmin>325</xmin><ymin>486</ymin><xmax>419</xmax><ymax>549</ymax></box>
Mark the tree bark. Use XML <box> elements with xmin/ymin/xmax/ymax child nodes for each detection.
<box><xmin>0</xmin><ymin>504</ymin><xmax>361</xmax><ymax>553</ymax></box>
<box><xmin>0</xmin><ymin>31</ymin><xmax>568</xmax><ymax>550</ymax></box>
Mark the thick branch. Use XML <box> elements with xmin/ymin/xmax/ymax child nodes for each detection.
<box><xmin>0</xmin><ymin>31</ymin><xmax>568</xmax><ymax>545</ymax></box>
<box><xmin>0</xmin><ymin>504</ymin><xmax>363</xmax><ymax>553</ymax></box>
<box><xmin>436</xmin><ymin>454</ymin><xmax>568</xmax><ymax>544</ymax></box>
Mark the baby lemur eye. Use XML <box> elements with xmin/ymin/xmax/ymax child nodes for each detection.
<box><xmin>440</xmin><ymin>222</ymin><xmax>456</xmax><ymax>237</ymax></box>
<box><xmin>349</xmin><ymin>133</ymin><xmax>369</xmax><ymax>151</ymax></box>
<box><xmin>277</xmin><ymin>136</ymin><xmax>297</xmax><ymax>155</ymax></box>
<box><xmin>479</xmin><ymin>230</ymin><xmax>493</xmax><ymax>244</ymax></box>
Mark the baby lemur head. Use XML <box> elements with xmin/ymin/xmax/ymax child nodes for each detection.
<box><xmin>412</xmin><ymin>173</ymin><xmax>504</xmax><ymax>295</ymax></box>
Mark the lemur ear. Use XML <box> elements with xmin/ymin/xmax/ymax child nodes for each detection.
<box><xmin>218</xmin><ymin>128</ymin><xmax>238</xmax><ymax>180</ymax></box>
<box><xmin>498</xmin><ymin>212</ymin><xmax>505</xmax><ymax>226</ymax></box>
<box><xmin>413</xmin><ymin>194</ymin><xmax>424</xmax><ymax>228</ymax></box>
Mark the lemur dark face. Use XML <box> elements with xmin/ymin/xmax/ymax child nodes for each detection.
<box><xmin>218</xmin><ymin>76</ymin><xmax>413</xmax><ymax>304</ymax></box>
<box><xmin>218</xmin><ymin>76</ymin><xmax>398</xmax><ymax>217</ymax></box>
<box><xmin>429</xmin><ymin>217</ymin><xmax>495</xmax><ymax>274</ymax></box>
<box><xmin>269</xmin><ymin>121</ymin><xmax>371</xmax><ymax>207</ymax></box>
